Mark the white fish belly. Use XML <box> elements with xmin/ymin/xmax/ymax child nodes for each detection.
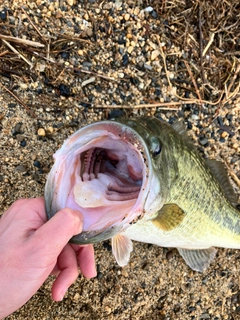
<box><xmin>123</xmin><ymin>215</ymin><xmax>240</xmax><ymax>249</ymax></box>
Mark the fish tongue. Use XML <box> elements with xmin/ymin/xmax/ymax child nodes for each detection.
<box><xmin>73</xmin><ymin>174</ymin><xmax>112</xmax><ymax>208</ymax></box>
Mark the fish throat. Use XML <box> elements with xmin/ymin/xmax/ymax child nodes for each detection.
<box><xmin>80</xmin><ymin>147</ymin><xmax>142</xmax><ymax>202</ymax></box>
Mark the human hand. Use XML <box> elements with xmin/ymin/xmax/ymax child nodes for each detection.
<box><xmin>0</xmin><ymin>198</ymin><xmax>96</xmax><ymax>318</ymax></box>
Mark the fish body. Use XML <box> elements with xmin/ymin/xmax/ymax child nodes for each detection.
<box><xmin>45</xmin><ymin>117</ymin><xmax>240</xmax><ymax>271</ymax></box>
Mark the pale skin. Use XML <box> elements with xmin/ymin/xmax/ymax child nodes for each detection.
<box><xmin>0</xmin><ymin>198</ymin><xmax>97</xmax><ymax>318</ymax></box>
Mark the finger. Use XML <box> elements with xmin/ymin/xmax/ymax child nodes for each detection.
<box><xmin>77</xmin><ymin>245</ymin><xmax>97</xmax><ymax>279</ymax></box>
<box><xmin>0</xmin><ymin>198</ymin><xmax>45</xmax><ymax>230</ymax></box>
<box><xmin>50</xmin><ymin>264</ymin><xmax>61</xmax><ymax>276</ymax></box>
<box><xmin>32</xmin><ymin>208</ymin><xmax>83</xmax><ymax>258</ymax></box>
<box><xmin>51</xmin><ymin>244</ymin><xmax>79</xmax><ymax>301</ymax></box>
<box><xmin>0</xmin><ymin>198</ymin><xmax>46</xmax><ymax>240</ymax></box>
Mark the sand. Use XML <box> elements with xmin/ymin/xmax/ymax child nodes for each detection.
<box><xmin>0</xmin><ymin>0</ymin><xmax>239</xmax><ymax>319</ymax></box>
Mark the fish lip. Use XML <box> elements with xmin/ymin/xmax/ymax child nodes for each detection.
<box><xmin>69</xmin><ymin>226</ymin><xmax>122</xmax><ymax>244</ymax></box>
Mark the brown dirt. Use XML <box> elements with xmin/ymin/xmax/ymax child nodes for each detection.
<box><xmin>0</xmin><ymin>0</ymin><xmax>240</xmax><ymax>319</ymax></box>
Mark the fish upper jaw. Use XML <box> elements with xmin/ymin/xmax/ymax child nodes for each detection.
<box><xmin>45</xmin><ymin>121</ymin><xmax>155</xmax><ymax>244</ymax></box>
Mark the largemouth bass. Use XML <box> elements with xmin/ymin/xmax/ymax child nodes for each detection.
<box><xmin>45</xmin><ymin>117</ymin><xmax>240</xmax><ymax>272</ymax></box>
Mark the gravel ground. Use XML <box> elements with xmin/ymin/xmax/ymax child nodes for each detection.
<box><xmin>0</xmin><ymin>0</ymin><xmax>240</xmax><ymax>319</ymax></box>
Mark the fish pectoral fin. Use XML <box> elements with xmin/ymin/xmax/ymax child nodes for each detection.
<box><xmin>152</xmin><ymin>204</ymin><xmax>185</xmax><ymax>231</ymax></box>
<box><xmin>112</xmin><ymin>234</ymin><xmax>133</xmax><ymax>267</ymax></box>
<box><xmin>177</xmin><ymin>247</ymin><xmax>217</xmax><ymax>272</ymax></box>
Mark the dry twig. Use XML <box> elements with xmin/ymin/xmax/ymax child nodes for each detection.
<box><xmin>21</xmin><ymin>6</ymin><xmax>46</xmax><ymax>42</ymax></box>
<box><xmin>155</xmin><ymin>35</ymin><xmax>172</xmax><ymax>88</ymax></box>
<box><xmin>1</xmin><ymin>39</ymin><xmax>33</xmax><ymax>68</ymax></box>
<box><xmin>184</xmin><ymin>60</ymin><xmax>203</xmax><ymax>104</ymax></box>
<box><xmin>0</xmin><ymin>83</ymin><xmax>37</xmax><ymax>118</ymax></box>
<box><xmin>0</xmin><ymin>34</ymin><xmax>44</xmax><ymax>47</ymax></box>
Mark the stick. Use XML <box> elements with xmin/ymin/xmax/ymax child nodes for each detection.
<box><xmin>0</xmin><ymin>34</ymin><xmax>44</xmax><ymax>47</ymax></box>
<box><xmin>95</xmin><ymin>103</ymin><xmax>180</xmax><ymax>109</ymax></box>
<box><xmin>2</xmin><ymin>39</ymin><xmax>33</xmax><ymax>67</ymax></box>
<box><xmin>202</xmin><ymin>33</ymin><xmax>215</xmax><ymax>57</ymax></box>
<box><xmin>21</xmin><ymin>6</ymin><xmax>45</xmax><ymax>42</ymax></box>
<box><xmin>198</xmin><ymin>5</ymin><xmax>206</xmax><ymax>84</ymax></box>
<box><xmin>156</xmin><ymin>35</ymin><xmax>172</xmax><ymax>88</ymax></box>
<box><xmin>184</xmin><ymin>60</ymin><xmax>203</xmax><ymax>103</ymax></box>
<box><xmin>0</xmin><ymin>83</ymin><xmax>37</xmax><ymax>118</ymax></box>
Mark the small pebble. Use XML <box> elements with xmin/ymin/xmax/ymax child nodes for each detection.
<box><xmin>59</xmin><ymin>84</ymin><xmax>71</xmax><ymax>97</ymax></box>
<box><xmin>105</xmin><ymin>306</ymin><xmax>111</xmax><ymax>314</ymax></box>
<box><xmin>199</xmin><ymin>313</ymin><xmax>210</xmax><ymax>319</ymax></box>
<box><xmin>33</xmin><ymin>160</ymin><xmax>41</xmax><ymax>168</ymax></box>
<box><xmin>14</xmin><ymin>122</ymin><xmax>22</xmax><ymax>134</ymax></box>
<box><xmin>127</xmin><ymin>46</ymin><xmax>134</xmax><ymax>54</ymax></box>
<box><xmin>124</xmin><ymin>13</ymin><xmax>130</xmax><ymax>21</ymax></box>
<box><xmin>144</xmin><ymin>64</ymin><xmax>153</xmax><ymax>70</ymax></box>
<box><xmin>199</xmin><ymin>138</ymin><xmax>208</xmax><ymax>146</ymax></box>
<box><xmin>166</xmin><ymin>250</ymin><xmax>174</xmax><ymax>260</ymax></box>
<box><xmin>32</xmin><ymin>173</ymin><xmax>40</xmax><ymax>181</ymax></box>
<box><xmin>38</xmin><ymin>128</ymin><xmax>46</xmax><ymax>136</ymax></box>
<box><xmin>46</xmin><ymin>127</ymin><xmax>54</xmax><ymax>134</ymax></box>
<box><xmin>66</xmin><ymin>0</ymin><xmax>74</xmax><ymax>6</ymax></box>
<box><xmin>151</xmin><ymin>50</ymin><xmax>160</xmax><ymax>60</ymax></box>
<box><xmin>102</xmin><ymin>241</ymin><xmax>112</xmax><ymax>251</ymax></box>
<box><xmin>15</xmin><ymin>165</ymin><xmax>27</xmax><ymax>172</ymax></box>
<box><xmin>122</xmin><ymin>53</ymin><xmax>129</xmax><ymax>66</ymax></box>
<box><xmin>0</xmin><ymin>7</ymin><xmax>7</xmax><ymax>20</ymax></box>
<box><xmin>221</xmin><ymin>131</ymin><xmax>228</xmax><ymax>138</ymax></box>
<box><xmin>151</xmin><ymin>10</ymin><xmax>158</xmax><ymax>19</ymax></box>
<box><xmin>232</xmin><ymin>143</ymin><xmax>238</xmax><ymax>150</ymax></box>
<box><xmin>16</xmin><ymin>135</ymin><xmax>24</xmax><ymax>142</ymax></box>
<box><xmin>73</xmin><ymin>293</ymin><xmax>80</xmax><ymax>300</ymax></box>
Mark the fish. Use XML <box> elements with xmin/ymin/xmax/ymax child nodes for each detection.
<box><xmin>45</xmin><ymin>116</ymin><xmax>240</xmax><ymax>272</ymax></box>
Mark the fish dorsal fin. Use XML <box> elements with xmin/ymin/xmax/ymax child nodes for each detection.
<box><xmin>112</xmin><ymin>233</ymin><xmax>133</xmax><ymax>267</ymax></box>
<box><xmin>172</xmin><ymin>120</ymin><xmax>187</xmax><ymax>135</ymax></box>
<box><xmin>152</xmin><ymin>204</ymin><xmax>186</xmax><ymax>231</ymax></box>
<box><xmin>177</xmin><ymin>247</ymin><xmax>217</xmax><ymax>272</ymax></box>
<box><xmin>205</xmin><ymin>159</ymin><xmax>238</xmax><ymax>206</ymax></box>
<box><xmin>172</xmin><ymin>120</ymin><xmax>195</xmax><ymax>148</ymax></box>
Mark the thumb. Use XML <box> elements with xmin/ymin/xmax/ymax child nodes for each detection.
<box><xmin>33</xmin><ymin>208</ymin><xmax>83</xmax><ymax>257</ymax></box>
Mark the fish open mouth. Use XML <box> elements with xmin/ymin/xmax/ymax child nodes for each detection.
<box><xmin>78</xmin><ymin>147</ymin><xmax>142</xmax><ymax>202</ymax></box>
<box><xmin>45</xmin><ymin>121</ymin><xmax>150</xmax><ymax>244</ymax></box>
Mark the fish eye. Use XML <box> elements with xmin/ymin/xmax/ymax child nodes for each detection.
<box><xmin>149</xmin><ymin>136</ymin><xmax>161</xmax><ymax>157</ymax></box>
